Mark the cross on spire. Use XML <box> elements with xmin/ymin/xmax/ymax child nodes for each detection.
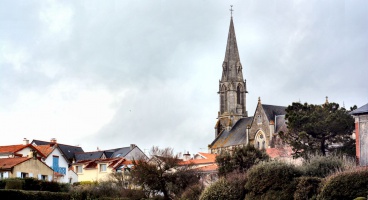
<box><xmin>230</xmin><ymin>5</ymin><xmax>234</xmax><ymax>17</ymax></box>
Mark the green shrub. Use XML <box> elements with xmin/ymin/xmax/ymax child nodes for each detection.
<box><xmin>200</xmin><ymin>173</ymin><xmax>246</xmax><ymax>200</ymax></box>
<box><xmin>120</xmin><ymin>188</ymin><xmax>146</xmax><ymax>200</ymax></box>
<box><xmin>179</xmin><ymin>183</ymin><xmax>204</xmax><ymax>200</ymax></box>
<box><xmin>302</xmin><ymin>155</ymin><xmax>343</xmax><ymax>178</ymax></box>
<box><xmin>293</xmin><ymin>177</ymin><xmax>321</xmax><ymax>200</ymax></box>
<box><xmin>59</xmin><ymin>183</ymin><xmax>71</xmax><ymax>192</ymax></box>
<box><xmin>5</xmin><ymin>178</ymin><xmax>24</xmax><ymax>189</ymax></box>
<box><xmin>318</xmin><ymin>169</ymin><xmax>368</xmax><ymax>200</ymax></box>
<box><xmin>354</xmin><ymin>197</ymin><xmax>367</xmax><ymax>200</ymax></box>
<box><xmin>40</xmin><ymin>181</ymin><xmax>60</xmax><ymax>192</ymax></box>
<box><xmin>0</xmin><ymin>180</ymin><xmax>6</xmax><ymax>189</ymax></box>
<box><xmin>23</xmin><ymin>177</ymin><xmax>41</xmax><ymax>190</ymax></box>
<box><xmin>245</xmin><ymin>161</ymin><xmax>302</xmax><ymax>200</ymax></box>
<box><xmin>0</xmin><ymin>189</ymin><xmax>70</xmax><ymax>200</ymax></box>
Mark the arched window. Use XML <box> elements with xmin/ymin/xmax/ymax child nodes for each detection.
<box><xmin>255</xmin><ymin>131</ymin><xmax>266</xmax><ymax>150</ymax></box>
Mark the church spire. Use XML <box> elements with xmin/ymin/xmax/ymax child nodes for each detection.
<box><xmin>221</xmin><ymin>13</ymin><xmax>243</xmax><ymax>82</ymax></box>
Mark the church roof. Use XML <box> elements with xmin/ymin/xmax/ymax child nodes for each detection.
<box><xmin>210</xmin><ymin>117</ymin><xmax>253</xmax><ymax>149</ymax></box>
<box><xmin>351</xmin><ymin>103</ymin><xmax>368</xmax><ymax>115</ymax></box>
<box><xmin>261</xmin><ymin>104</ymin><xmax>287</xmax><ymax>122</ymax></box>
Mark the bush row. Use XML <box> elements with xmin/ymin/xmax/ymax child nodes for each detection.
<box><xmin>191</xmin><ymin>157</ymin><xmax>368</xmax><ymax>200</ymax></box>
<box><xmin>0</xmin><ymin>178</ymin><xmax>67</xmax><ymax>192</ymax></box>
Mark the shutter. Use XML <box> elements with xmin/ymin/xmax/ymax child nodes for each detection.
<box><xmin>38</xmin><ymin>174</ymin><xmax>42</xmax><ymax>180</ymax></box>
<box><xmin>29</xmin><ymin>173</ymin><xmax>33</xmax><ymax>177</ymax></box>
<box><xmin>4</xmin><ymin>172</ymin><xmax>9</xmax><ymax>178</ymax></box>
<box><xmin>16</xmin><ymin>172</ymin><xmax>21</xmax><ymax>178</ymax></box>
<box><xmin>48</xmin><ymin>175</ymin><xmax>52</xmax><ymax>182</ymax></box>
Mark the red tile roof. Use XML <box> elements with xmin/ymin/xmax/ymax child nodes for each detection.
<box><xmin>34</xmin><ymin>145</ymin><xmax>55</xmax><ymax>157</ymax></box>
<box><xmin>179</xmin><ymin>152</ymin><xmax>217</xmax><ymax>165</ymax></box>
<box><xmin>195</xmin><ymin>164</ymin><xmax>218</xmax><ymax>172</ymax></box>
<box><xmin>0</xmin><ymin>144</ymin><xmax>28</xmax><ymax>154</ymax></box>
<box><xmin>266</xmin><ymin>147</ymin><xmax>293</xmax><ymax>158</ymax></box>
<box><xmin>0</xmin><ymin>157</ymin><xmax>31</xmax><ymax>170</ymax></box>
<box><xmin>73</xmin><ymin>157</ymin><xmax>129</xmax><ymax>170</ymax></box>
<box><xmin>0</xmin><ymin>144</ymin><xmax>46</xmax><ymax>158</ymax></box>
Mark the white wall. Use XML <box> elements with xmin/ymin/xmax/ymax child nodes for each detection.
<box><xmin>43</xmin><ymin>147</ymin><xmax>71</xmax><ymax>183</ymax></box>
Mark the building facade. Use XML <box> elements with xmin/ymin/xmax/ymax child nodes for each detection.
<box><xmin>209</xmin><ymin>16</ymin><xmax>288</xmax><ymax>154</ymax></box>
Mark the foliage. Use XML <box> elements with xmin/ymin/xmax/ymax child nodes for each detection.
<box><xmin>0</xmin><ymin>189</ymin><xmax>70</xmax><ymax>200</ymax></box>
<box><xmin>301</xmin><ymin>155</ymin><xmax>343</xmax><ymax>178</ymax></box>
<box><xmin>216</xmin><ymin>144</ymin><xmax>269</xmax><ymax>176</ymax></box>
<box><xmin>318</xmin><ymin>169</ymin><xmax>368</xmax><ymax>200</ymax></box>
<box><xmin>5</xmin><ymin>178</ymin><xmax>24</xmax><ymax>190</ymax></box>
<box><xmin>0</xmin><ymin>180</ymin><xmax>6</xmax><ymax>189</ymax></box>
<box><xmin>23</xmin><ymin>177</ymin><xmax>41</xmax><ymax>190</ymax></box>
<box><xmin>179</xmin><ymin>183</ymin><xmax>204</xmax><ymax>200</ymax></box>
<box><xmin>199</xmin><ymin>173</ymin><xmax>247</xmax><ymax>200</ymax></box>
<box><xmin>293</xmin><ymin>177</ymin><xmax>321</xmax><ymax>200</ymax></box>
<box><xmin>244</xmin><ymin>161</ymin><xmax>302</xmax><ymax>200</ymax></box>
<box><xmin>131</xmin><ymin>146</ymin><xmax>199</xmax><ymax>200</ymax></box>
<box><xmin>279</xmin><ymin>102</ymin><xmax>355</xmax><ymax>158</ymax></box>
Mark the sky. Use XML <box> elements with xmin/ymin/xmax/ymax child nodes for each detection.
<box><xmin>1</xmin><ymin>0</ymin><xmax>367</xmax><ymax>156</ymax></box>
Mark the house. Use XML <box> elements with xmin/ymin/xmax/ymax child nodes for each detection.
<box><xmin>0</xmin><ymin>157</ymin><xmax>54</xmax><ymax>181</ymax></box>
<box><xmin>34</xmin><ymin>142</ymin><xmax>78</xmax><ymax>183</ymax></box>
<box><xmin>72</xmin><ymin>157</ymin><xmax>132</xmax><ymax>183</ymax></box>
<box><xmin>31</xmin><ymin>139</ymin><xmax>84</xmax><ymax>165</ymax></box>
<box><xmin>0</xmin><ymin>138</ymin><xmax>46</xmax><ymax>159</ymax></box>
<box><xmin>180</xmin><ymin>152</ymin><xmax>218</xmax><ymax>186</ymax></box>
<box><xmin>75</xmin><ymin>144</ymin><xmax>147</xmax><ymax>162</ymax></box>
<box><xmin>351</xmin><ymin>103</ymin><xmax>368</xmax><ymax>166</ymax></box>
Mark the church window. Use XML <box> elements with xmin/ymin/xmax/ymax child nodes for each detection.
<box><xmin>257</xmin><ymin>142</ymin><xmax>260</xmax><ymax>149</ymax></box>
<box><xmin>237</xmin><ymin>85</ymin><xmax>241</xmax><ymax>104</ymax></box>
<box><xmin>262</xmin><ymin>141</ymin><xmax>265</xmax><ymax>149</ymax></box>
<box><xmin>257</xmin><ymin>115</ymin><xmax>262</xmax><ymax>124</ymax></box>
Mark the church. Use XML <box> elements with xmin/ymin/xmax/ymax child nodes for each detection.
<box><xmin>208</xmin><ymin>15</ymin><xmax>288</xmax><ymax>154</ymax></box>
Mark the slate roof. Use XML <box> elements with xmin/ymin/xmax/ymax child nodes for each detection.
<box><xmin>351</xmin><ymin>103</ymin><xmax>368</xmax><ymax>115</ymax></box>
<box><xmin>75</xmin><ymin>151</ymin><xmax>105</xmax><ymax>161</ymax></box>
<box><xmin>31</xmin><ymin>140</ymin><xmax>84</xmax><ymax>162</ymax></box>
<box><xmin>0</xmin><ymin>157</ymin><xmax>31</xmax><ymax>170</ymax></box>
<box><xmin>275</xmin><ymin>115</ymin><xmax>287</xmax><ymax>133</ymax></box>
<box><xmin>261</xmin><ymin>104</ymin><xmax>287</xmax><ymax>122</ymax></box>
<box><xmin>210</xmin><ymin>117</ymin><xmax>253</xmax><ymax>149</ymax></box>
<box><xmin>109</xmin><ymin>147</ymin><xmax>132</xmax><ymax>158</ymax></box>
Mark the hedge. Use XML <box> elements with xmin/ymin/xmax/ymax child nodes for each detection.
<box><xmin>293</xmin><ymin>177</ymin><xmax>321</xmax><ymax>200</ymax></box>
<box><xmin>245</xmin><ymin>161</ymin><xmax>302</xmax><ymax>200</ymax></box>
<box><xmin>0</xmin><ymin>189</ymin><xmax>70</xmax><ymax>200</ymax></box>
<box><xmin>318</xmin><ymin>169</ymin><xmax>368</xmax><ymax>200</ymax></box>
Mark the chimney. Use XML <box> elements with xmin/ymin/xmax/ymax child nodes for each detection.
<box><xmin>183</xmin><ymin>151</ymin><xmax>191</xmax><ymax>161</ymax></box>
<box><xmin>23</xmin><ymin>138</ymin><xmax>29</xmax><ymax>145</ymax></box>
<box><xmin>50</xmin><ymin>138</ymin><xmax>57</xmax><ymax>144</ymax></box>
<box><xmin>130</xmin><ymin>144</ymin><xmax>136</xmax><ymax>150</ymax></box>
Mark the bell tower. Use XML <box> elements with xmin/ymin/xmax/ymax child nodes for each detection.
<box><xmin>215</xmin><ymin>10</ymin><xmax>247</xmax><ymax>137</ymax></box>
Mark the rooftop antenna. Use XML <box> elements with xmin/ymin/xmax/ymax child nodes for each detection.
<box><xmin>230</xmin><ymin>5</ymin><xmax>234</xmax><ymax>17</ymax></box>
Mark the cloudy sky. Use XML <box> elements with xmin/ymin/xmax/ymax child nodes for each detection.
<box><xmin>1</xmin><ymin>0</ymin><xmax>367</xmax><ymax>155</ymax></box>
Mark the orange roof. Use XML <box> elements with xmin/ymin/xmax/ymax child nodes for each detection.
<box><xmin>0</xmin><ymin>144</ymin><xmax>28</xmax><ymax>154</ymax></box>
<box><xmin>73</xmin><ymin>157</ymin><xmax>129</xmax><ymax>170</ymax></box>
<box><xmin>266</xmin><ymin>147</ymin><xmax>293</xmax><ymax>158</ymax></box>
<box><xmin>179</xmin><ymin>152</ymin><xmax>217</xmax><ymax>165</ymax></box>
<box><xmin>195</xmin><ymin>164</ymin><xmax>218</xmax><ymax>172</ymax></box>
<box><xmin>34</xmin><ymin>145</ymin><xmax>55</xmax><ymax>157</ymax></box>
<box><xmin>0</xmin><ymin>157</ymin><xmax>31</xmax><ymax>170</ymax></box>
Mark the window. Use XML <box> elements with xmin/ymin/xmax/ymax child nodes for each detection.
<box><xmin>76</xmin><ymin>166</ymin><xmax>83</xmax><ymax>174</ymax></box>
<box><xmin>257</xmin><ymin>115</ymin><xmax>262</xmax><ymax>125</ymax></box>
<box><xmin>21</xmin><ymin>172</ymin><xmax>28</xmax><ymax>178</ymax></box>
<box><xmin>100</xmin><ymin>164</ymin><xmax>107</xmax><ymax>172</ymax></box>
<box><xmin>237</xmin><ymin>85</ymin><xmax>241</xmax><ymax>104</ymax></box>
<box><xmin>41</xmin><ymin>175</ymin><xmax>47</xmax><ymax>181</ymax></box>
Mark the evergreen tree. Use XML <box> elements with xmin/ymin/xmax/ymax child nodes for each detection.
<box><xmin>279</xmin><ymin>102</ymin><xmax>355</xmax><ymax>158</ymax></box>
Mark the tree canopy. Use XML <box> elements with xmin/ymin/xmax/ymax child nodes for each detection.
<box><xmin>279</xmin><ymin>102</ymin><xmax>355</xmax><ymax>158</ymax></box>
<box><xmin>131</xmin><ymin>146</ymin><xmax>198</xmax><ymax>200</ymax></box>
<box><xmin>216</xmin><ymin>145</ymin><xmax>269</xmax><ymax>176</ymax></box>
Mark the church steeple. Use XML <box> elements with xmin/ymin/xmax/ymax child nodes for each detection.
<box><xmin>215</xmin><ymin>11</ymin><xmax>247</xmax><ymax>137</ymax></box>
